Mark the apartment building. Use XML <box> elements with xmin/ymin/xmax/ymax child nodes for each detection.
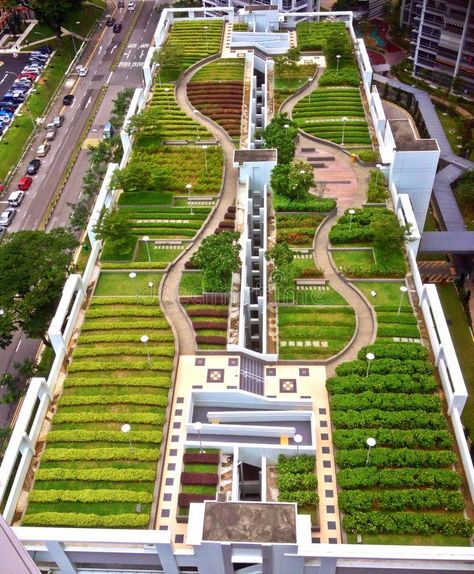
<box><xmin>400</xmin><ymin>0</ymin><xmax>474</xmax><ymax>93</ymax></box>
<box><xmin>203</xmin><ymin>0</ymin><xmax>320</xmax><ymax>15</ymax></box>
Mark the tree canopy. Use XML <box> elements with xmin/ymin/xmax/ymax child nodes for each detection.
<box><xmin>30</xmin><ymin>0</ymin><xmax>83</xmax><ymax>38</ymax></box>
<box><xmin>191</xmin><ymin>232</ymin><xmax>240</xmax><ymax>292</ymax></box>
<box><xmin>93</xmin><ymin>208</ymin><xmax>132</xmax><ymax>255</ymax></box>
<box><xmin>270</xmin><ymin>159</ymin><xmax>315</xmax><ymax>200</ymax></box>
<box><xmin>0</xmin><ymin>228</ymin><xmax>78</xmax><ymax>347</ymax></box>
<box><xmin>260</xmin><ymin>113</ymin><xmax>298</xmax><ymax>165</ymax></box>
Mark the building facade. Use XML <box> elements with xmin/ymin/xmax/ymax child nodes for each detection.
<box><xmin>400</xmin><ymin>0</ymin><xmax>474</xmax><ymax>94</ymax></box>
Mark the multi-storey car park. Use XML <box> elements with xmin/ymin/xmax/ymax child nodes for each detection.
<box><xmin>0</xmin><ymin>4</ymin><xmax>474</xmax><ymax>574</ymax></box>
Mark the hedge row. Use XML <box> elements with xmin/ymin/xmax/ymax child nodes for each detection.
<box><xmin>79</xmin><ymin>332</ymin><xmax>174</xmax><ymax>344</ymax></box>
<box><xmin>181</xmin><ymin>472</ymin><xmax>218</xmax><ymax>485</ymax></box>
<box><xmin>28</xmin><ymin>489</ymin><xmax>154</xmax><ymax>504</ymax></box>
<box><xmin>339</xmin><ymin>489</ymin><xmax>465</xmax><ymax>513</ymax></box>
<box><xmin>73</xmin><ymin>345</ymin><xmax>175</xmax><ymax>359</ymax></box>
<box><xmin>22</xmin><ymin>512</ymin><xmax>150</xmax><ymax>529</ymax></box>
<box><xmin>274</xmin><ymin>194</ymin><xmax>336</xmax><ymax>213</ymax></box>
<box><xmin>331</xmin><ymin>392</ymin><xmax>440</xmax><ymax>413</ymax></box>
<box><xmin>278</xmin><ymin>489</ymin><xmax>319</xmax><ymax>507</ymax></box>
<box><xmin>335</xmin><ymin>359</ymin><xmax>433</xmax><ymax>377</ymax></box>
<box><xmin>53</xmin><ymin>412</ymin><xmax>166</xmax><ymax>425</ymax></box>
<box><xmin>335</xmin><ymin>448</ymin><xmax>455</xmax><ymax>469</ymax></box>
<box><xmin>332</xmin><ymin>429</ymin><xmax>452</xmax><ymax>450</ymax></box>
<box><xmin>277</xmin><ymin>454</ymin><xmax>315</xmax><ymax>474</ymax></box>
<box><xmin>326</xmin><ymin>374</ymin><xmax>437</xmax><ymax>395</ymax></box>
<box><xmin>36</xmin><ymin>468</ymin><xmax>156</xmax><ymax>482</ymax></box>
<box><xmin>90</xmin><ymin>297</ymin><xmax>161</xmax><ymax>307</ymax></box>
<box><xmin>59</xmin><ymin>394</ymin><xmax>169</xmax><ymax>407</ymax></box>
<box><xmin>331</xmin><ymin>409</ymin><xmax>446</xmax><ymax>430</ymax></box>
<box><xmin>46</xmin><ymin>430</ymin><xmax>162</xmax><ymax>444</ymax></box>
<box><xmin>65</xmin><ymin>376</ymin><xmax>170</xmax><ymax>388</ymax></box>
<box><xmin>41</xmin><ymin>447</ymin><xmax>160</xmax><ymax>462</ymax></box>
<box><xmin>81</xmin><ymin>319</ymin><xmax>170</xmax><ymax>331</ymax></box>
<box><xmin>86</xmin><ymin>307</ymin><xmax>164</xmax><ymax>318</ymax></box>
<box><xmin>183</xmin><ymin>453</ymin><xmax>220</xmax><ymax>464</ymax></box>
<box><xmin>178</xmin><ymin>492</ymin><xmax>215</xmax><ymax>508</ymax></box>
<box><xmin>343</xmin><ymin>511</ymin><xmax>473</xmax><ymax>537</ymax></box>
<box><xmin>101</xmin><ymin>262</ymin><xmax>168</xmax><ymax>270</ymax></box>
<box><xmin>337</xmin><ymin>467</ymin><xmax>461</xmax><ymax>490</ymax></box>
<box><xmin>68</xmin><ymin>358</ymin><xmax>173</xmax><ymax>372</ymax></box>
<box><xmin>277</xmin><ymin>455</ymin><xmax>318</xmax><ymax>509</ymax></box>
<box><xmin>358</xmin><ymin>343</ymin><xmax>427</xmax><ymax>361</ymax></box>
<box><xmin>277</xmin><ymin>472</ymin><xmax>317</xmax><ymax>492</ymax></box>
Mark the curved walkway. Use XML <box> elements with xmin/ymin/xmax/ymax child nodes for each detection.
<box><xmin>160</xmin><ymin>63</ymin><xmax>239</xmax><ymax>356</ymax></box>
<box><xmin>279</xmin><ymin>72</ymin><xmax>376</xmax><ymax>373</ymax></box>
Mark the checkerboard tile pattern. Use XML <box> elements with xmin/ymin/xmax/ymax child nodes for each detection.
<box><xmin>207</xmin><ymin>368</ymin><xmax>225</xmax><ymax>383</ymax></box>
<box><xmin>279</xmin><ymin>378</ymin><xmax>297</xmax><ymax>393</ymax></box>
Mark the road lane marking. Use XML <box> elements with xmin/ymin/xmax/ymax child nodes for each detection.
<box><xmin>85</xmin><ymin>96</ymin><xmax>92</xmax><ymax>108</ymax></box>
<box><xmin>110</xmin><ymin>44</ymin><xmax>118</xmax><ymax>54</ymax></box>
<box><xmin>98</xmin><ymin>46</ymin><xmax>103</xmax><ymax>55</ymax></box>
<box><xmin>106</xmin><ymin>71</ymin><xmax>113</xmax><ymax>84</ymax></box>
<box><xmin>16</xmin><ymin>340</ymin><xmax>22</xmax><ymax>352</ymax></box>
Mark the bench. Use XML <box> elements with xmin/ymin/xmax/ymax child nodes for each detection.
<box><xmin>295</xmin><ymin>278</ymin><xmax>328</xmax><ymax>286</ymax></box>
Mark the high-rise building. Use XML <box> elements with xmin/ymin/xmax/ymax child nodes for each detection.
<box><xmin>203</xmin><ymin>0</ymin><xmax>320</xmax><ymax>14</ymax></box>
<box><xmin>400</xmin><ymin>0</ymin><xmax>474</xmax><ymax>94</ymax></box>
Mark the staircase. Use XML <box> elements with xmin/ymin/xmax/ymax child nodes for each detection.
<box><xmin>239</xmin><ymin>354</ymin><xmax>265</xmax><ymax>395</ymax></box>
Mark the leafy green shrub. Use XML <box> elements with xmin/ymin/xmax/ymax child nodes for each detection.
<box><xmin>319</xmin><ymin>67</ymin><xmax>360</xmax><ymax>87</ymax></box>
<box><xmin>46</xmin><ymin>429</ymin><xmax>162</xmax><ymax>444</ymax></box>
<box><xmin>68</xmin><ymin>358</ymin><xmax>173</xmax><ymax>372</ymax></box>
<box><xmin>326</xmin><ymin>373</ymin><xmax>437</xmax><ymax>395</ymax></box>
<box><xmin>53</xmin><ymin>412</ymin><xmax>166</xmax><ymax>425</ymax></box>
<box><xmin>367</xmin><ymin>169</ymin><xmax>388</xmax><ymax>203</ymax></box>
<box><xmin>89</xmin><ymin>297</ymin><xmax>162</xmax><ymax>307</ymax></box>
<box><xmin>273</xmin><ymin>193</ymin><xmax>336</xmax><ymax>212</ymax></box>
<box><xmin>277</xmin><ymin>472</ymin><xmax>317</xmax><ymax>492</ymax></box>
<box><xmin>357</xmin><ymin>149</ymin><xmax>379</xmax><ymax>162</ymax></box>
<box><xmin>41</xmin><ymin>447</ymin><xmax>160</xmax><ymax>462</ymax></box>
<box><xmin>339</xmin><ymin>489</ymin><xmax>464</xmax><ymax>513</ymax></box>
<box><xmin>73</xmin><ymin>345</ymin><xmax>174</xmax><ymax>359</ymax></box>
<box><xmin>377</xmin><ymin>324</ymin><xmax>420</xmax><ymax>338</ymax></box>
<box><xmin>358</xmin><ymin>343</ymin><xmax>427</xmax><ymax>362</ymax></box>
<box><xmin>36</xmin><ymin>468</ymin><xmax>156</xmax><ymax>482</ymax></box>
<box><xmin>335</xmin><ymin>447</ymin><xmax>456</xmax><ymax>469</ymax></box>
<box><xmin>331</xmin><ymin>409</ymin><xmax>446</xmax><ymax>430</ymax></box>
<box><xmin>343</xmin><ymin>511</ymin><xmax>473</xmax><ymax>537</ymax></box>
<box><xmin>81</xmin><ymin>319</ymin><xmax>170</xmax><ymax>331</ymax></box>
<box><xmin>277</xmin><ymin>454</ymin><xmax>315</xmax><ymax>474</ymax></box>
<box><xmin>335</xmin><ymin>359</ymin><xmax>433</xmax><ymax>377</ymax></box>
<box><xmin>22</xmin><ymin>512</ymin><xmax>150</xmax><ymax>528</ymax></box>
<box><xmin>337</xmin><ymin>467</ymin><xmax>461</xmax><ymax>490</ymax></box>
<box><xmin>65</xmin><ymin>376</ymin><xmax>170</xmax><ymax>388</ymax></box>
<box><xmin>279</xmin><ymin>490</ymin><xmax>319</xmax><ymax>506</ymax></box>
<box><xmin>59</xmin><ymin>394</ymin><xmax>168</xmax><ymax>407</ymax></box>
<box><xmin>101</xmin><ymin>262</ymin><xmax>168</xmax><ymax>270</ymax></box>
<box><xmin>86</xmin><ymin>307</ymin><xmax>164</xmax><ymax>318</ymax></box>
<box><xmin>332</xmin><ymin>429</ymin><xmax>452</xmax><ymax>450</ymax></box>
<box><xmin>331</xmin><ymin>392</ymin><xmax>440</xmax><ymax>413</ymax></box>
<box><xmin>28</xmin><ymin>489</ymin><xmax>154</xmax><ymax>504</ymax></box>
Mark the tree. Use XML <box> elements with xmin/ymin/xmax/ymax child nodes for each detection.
<box><xmin>0</xmin><ymin>360</ymin><xmax>38</xmax><ymax>404</ymax></box>
<box><xmin>0</xmin><ymin>228</ymin><xmax>78</xmax><ymax>348</ymax></box>
<box><xmin>270</xmin><ymin>164</ymin><xmax>290</xmax><ymax>196</ymax></box>
<box><xmin>30</xmin><ymin>0</ymin><xmax>82</xmax><ymax>39</ymax></box>
<box><xmin>331</xmin><ymin>0</ymin><xmax>358</xmax><ymax>9</ymax></box>
<box><xmin>93</xmin><ymin>208</ymin><xmax>132</xmax><ymax>255</ymax></box>
<box><xmin>270</xmin><ymin>159</ymin><xmax>315</xmax><ymax>200</ymax></box>
<box><xmin>325</xmin><ymin>30</ymin><xmax>351</xmax><ymax>68</ymax></box>
<box><xmin>265</xmin><ymin>241</ymin><xmax>295</xmax><ymax>295</ymax></box>
<box><xmin>260</xmin><ymin>113</ymin><xmax>298</xmax><ymax>165</ymax></box>
<box><xmin>111</xmin><ymin>160</ymin><xmax>171</xmax><ymax>193</ymax></box>
<box><xmin>191</xmin><ymin>232</ymin><xmax>240</xmax><ymax>293</ymax></box>
<box><xmin>125</xmin><ymin>107</ymin><xmax>163</xmax><ymax>138</ymax></box>
<box><xmin>372</xmin><ymin>215</ymin><xmax>411</xmax><ymax>252</ymax></box>
<box><xmin>274</xmin><ymin>47</ymin><xmax>301</xmax><ymax>77</ymax></box>
<box><xmin>68</xmin><ymin>198</ymin><xmax>90</xmax><ymax>231</ymax></box>
<box><xmin>455</xmin><ymin>169</ymin><xmax>474</xmax><ymax>206</ymax></box>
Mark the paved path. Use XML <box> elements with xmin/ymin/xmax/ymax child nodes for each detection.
<box><xmin>160</xmin><ymin>62</ymin><xmax>239</xmax><ymax>356</ymax></box>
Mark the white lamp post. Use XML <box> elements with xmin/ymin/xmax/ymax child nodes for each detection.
<box><xmin>0</xmin><ymin>309</ymin><xmax>4</xmax><ymax>316</ymax></box>
<box><xmin>142</xmin><ymin>235</ymin><xmax>151</xmax><ymax>262</ymax></box>
<box><xmin>121</xmin><ymin>423</ymin><xmax>134</xmax><ymax>454</ymax></box>
<box><xmin>129</xmin><ymin>272</ymin><xmax>137</xmax><ymax>297</ymax></box>
<box><xmin>140</xmin><ymin>335</ymin><xmax>151</xmax><ymax>367</ymax></box>
<box><xmin>366</xmin><ymin>437</ymin><xmax>376</xmax><ymax>466</ymax></box>
<box><xmin>193</xmin><ymin>109</ymin><xmax>200</xmax><ymax>140</ymax></box>
<box><xmin>194</xmin><ymin>421</ymin><xmax>204</xmax><ymax>453</ymax></box>
<box><xmin>294</xmin><ymin>433</ymin><xmax>302</xmax><ymax>456</ymax></box>
<box><xmin>308</xmin><ymin>76</ymin><xmax>313</xmax><ymax>103</ymax></box>
<box><xmin>348</xmin><ymin>209</ymin><xmax>355</xmax><ymax>231</ymax></box>
<box><xmin>341</xmin><ymin>116</ymin><xmax>349</xmax><ymax>146</ymax></box>
<box><xmin>375</xmin><ymin>163</ymin><xmax>383</xmax><ymax>187</ymax></box>
<box><xmin>398</xmin><ymin>285</ymin><xmax>408</xmax><ymax>316</ymax></box>
<box><xmin>336</xmin><ymin>54</ymin><xmax>341</xmax><ymax>73</ymax></box>
<box><xmin>148</xmin><ymin>281</ymin><xmax>154</xmax><ymax>296</ymax></box>
<box><xmin>203</xmin><ymin>25</ymin><xmax>209</xmax><ymax>51</ymax></box>
<box><xmin>366</xmin><ymin>352</ymin><xmax>375</xmax><ymax>378</ymax></box>
<box><xmin>156</xmin><ymin>63</ymin><xmax>161</xmax><ymax>86</ymax></box>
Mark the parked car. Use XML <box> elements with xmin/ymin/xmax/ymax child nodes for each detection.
<box><xmin>17</xmin><ymin>176</ymin><xmax>33</xmax><ymax>191</ymax></box>
<box><xmin>113</xmin><ymin>23</ymin><xmax>122</xmax><ymax>33</ymax></box>
<box><xmin>53</xmin><ymin>115</ymin><xmax>64</xmax><ymax>127</ymax></box>
<box><xmin>0</xmin><ymin>208</ymin><xmax>16</xmax><ymax>227</ymax></box>
<box><xmin>0</xmin><ymin>104</ymin><xmax>16</xmax><ymax>114</ymax></box>
<box><xmin>106</xmin><ymin>16</ymin><xmax>115</xmax><ymax>26</ymax></box>
<box><xmin>36</xmin><ymin>144</ymin><xmax>51</xmax><ymax>157</ymax></box>
<box><xmin>128</xmin><ymin>2</ymin><xmax>136</xmax><ymax>11</ymax></box>
<box><xmin>78</xmin><ymin>67</ymin><xmax>88</xmax><ymax>77</ymax></box>
<box><xmin>26</xmin><ymin>159</ymin><xmax>41</xmax><ymax>175</ymax></box>
<box><xmin>18</xmin><ymin>72</ymin><xmax>37</xmax><ymax>81</ymax></box>
<box><xmin>8</xmin><ymin>191</ymin><xmax>24</xmax><ymax>207</ymax></box>
<box><xmin>45</xmin><ymin>125</ymin><xmax>56</xmax><ymax>141</ymax></box>
<box><xmin>63</xmin><ymin>94</ymin><xmax>74</xmax><ymax>106</ymax></box>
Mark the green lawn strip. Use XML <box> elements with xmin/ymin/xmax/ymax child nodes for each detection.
<box><xmin>355</xmin><ymin>281</ymin><xmax>407</xmax><ymax>306</ymax></box>
<box><xmin>435</xmin><ymin>108</ymin><xmax>474</xmax><ymax>162</ymax></box>
<box><xmin>25</xmin><ymin>501</ymin><xmax>151</xmax><ymax>516</ymax></box>
<box><xmin>191</xmin><ymin>59</ymin><xmax>245</xmax><ymax>82</ymax></box>
<box><xmin>274</xmin><ymin>63</ymin><xmax>317</xmax><ymax>110</ymax></box>
<box><xmin>31</xmin><ymin>480</ymin><xmax>155</xmax><ymax>492</ymax></box>
<box><xmin>332</xmin><ymin>249</ymin><xmax>374</xmax><ymax>270</ymax></box>
<box><xmin>181</xmin><ymin>485</ymin><xmax>216</xmax><ymax>495</ymax></box>
<box><xmin>184</xmin><ymin>463</ymin><xmax>218</xmax><ymax>473</ymax></box>
<box><xmin>347</xmin><ymin>532</ymin><xmax>471</xmax><ymax>547</ymax></box>
<box><xmin>437</xmin><ymin>284</ymin><xmax>474</xmax><ymax>432</ymax></box>
<box><xmin>0</xmin><ymin>37</ymin><xmax>75</xmax><ymax>184</ymax></box>
<box><xmin>180</xmin><ymin>272</ymin><xmax>204</xmax><ymax>296</ymax></box>
<box><xmin>94</xmin><ymin>272</ymin><xmax>163</xmax><ymax>296</ymax></box>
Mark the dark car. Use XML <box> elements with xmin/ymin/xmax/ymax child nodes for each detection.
<box><xmin>63</xmin><ymin>94</ymin><xmax>74</xmax><ymax>106</ymax></box>
<box><xmin>26</xmin><ymin>159</ymin><xmax>41</xmax><ymax>175</ymax></box>
<box><xmin>106</xmin><ymin>16</ymin><xmax>115</xmax><ymax>26</ymax></box>
<box><xmin>113</xmin><ymin>23</ymin><xmax>122</xmax><ymax>33</ymax></box>
<box><xmin>0</xmin><ymin>101</ymin><xmax>18</xmax><ymax>109</ymax></box>
<box><xmin>0</xmin><ymin>104</ymin><xmax>16</xmax><ymax>113</ymax></box>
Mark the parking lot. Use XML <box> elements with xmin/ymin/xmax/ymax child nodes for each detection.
<box><xmin>0</xmin><ymin>52</ymin><xmax>31</xmax><ymax>98</ymax></box>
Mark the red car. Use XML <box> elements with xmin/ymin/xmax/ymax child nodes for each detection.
<box><xmin>18</xmin><ymin>72</ymin><xmax>37</xmax><ymax>81</ymax></box>
<box><xmin>17</xmin><ymin>176</ymin><xmax>33</xmax><ymax>191</ymax></box>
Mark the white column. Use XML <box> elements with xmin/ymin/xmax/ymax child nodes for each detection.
<box><xmin>45</xmin><ymin>541</ymin><xmax>77</xmax><ymax>574</ymax></box>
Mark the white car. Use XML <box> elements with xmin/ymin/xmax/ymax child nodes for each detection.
<box><xmin>128</xmin><ymin>2</ymin><xmax>136</xmax><ymax>11</ymax></box>
<box><xmin>36</xmin><ymin>143</ymin><xmax>51</xmax><ymax>157</ymax></box>
<box><xmin>77</xmin><ymin>67</ymin><xmax>88</xmax><ymax>77</ymax></box>
<box><xmin>0</xmin><ymin>208</ymin><xmax>16</xmax><ymax>227</ymax></box>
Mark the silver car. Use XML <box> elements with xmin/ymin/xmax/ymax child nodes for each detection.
<box><xmin>0</xmin><ymin>208</ymin><xmax>16</xmax><ymax>227</ymax></box>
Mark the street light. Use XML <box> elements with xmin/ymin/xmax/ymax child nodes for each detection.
<box><xmin>348</xmin><ymin>209</ymin><xmax>355</xmax><ymax>231</ymax></box>
<box><xmin>163</xmin><ymin>87</ymin><xmax>171</xmax><ymax>112</ymax></box>
<box><xmin>366</xmin><ymin>352</ymin><xmax>375</xmax><ymax>378</ymax></box>
<box><xmin>194</xmin><ymin>421</ymin><xmax>204</xmax><ymax>453</ymax></box>
<box><xmin>186</xmin><ymin>183</ymin><xmax>192</xmax><ymax>208</ymax></box>
<box><xmin>308</xmin><ymin>76</ymin><xmax>313</xmax><ymax>103</ymax></box>
<box><xmin>203</xmin><ymin>25</ymin><xmax>209</xmax><ymax>51</ymax></box>
<box><xmin>366</xmin><ymin>437</ymin><xmax>376</xmax><ymax>466</ymax></box>
<box><xmin>121</xmin><ymin>423</ymin><xmax>134</xmax><ymax>454</ymax></box>
<box><xmin>142</xmin><ymin>235</ymin><xmax>151</xmax><ymax>262</ymax></box>
<box><xmin>341</xmin><ymin>116</ymin><xmax>349</xmax><ymax>146</ymax></box>
<box><xmin>294</xmin><ymin>433</ymin><xmax>302</xmax><ymax>456</ymax></box>
<box><xmin>148</xmin><ymin>281</ymin><xmax>154</xmax><ymax>297</ymax></box>
<box><xmin>193</xmin><ymin>109</ymin><xmax>200</xmax><ymax>140</ymax></box>
<box><xmin>140</xmin><ymin>334</ymin><xmax>151</xmax><ymax>367</ymax></box>
<box><xmin>398</xmin><ymin>285</ymin><xmax>408</xmax><ymax>316</ymax></box>
<box><xmin>336</xmin><ymin>54</ymin><xmax>341</xmax><ymax>73</ymax></box>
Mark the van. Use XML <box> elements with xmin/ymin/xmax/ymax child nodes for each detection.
<box><xmin>8</xmin><ymin>190</ymin><xmax>24</xmax><ymax>207</ymax></box>
<box><xmin>103</xmin><ymin>122</ymin><xmax>114</xmax><ymax>139</ymax></box>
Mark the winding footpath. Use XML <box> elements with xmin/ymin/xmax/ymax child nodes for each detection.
<box><xmin>160</xmin><ymin>61</ymin><xmax>239</xmax><ymax>356</ymax></box>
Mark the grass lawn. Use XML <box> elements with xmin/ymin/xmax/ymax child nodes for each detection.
<box><xmin>355</xmin><ymin>280</ymin><xmax>406</xmax><ymax>306</ymax></box>
<box><xmin>435</xmin><ymin>108</ymin><xmax>474</xmax><ymax>162</ymax></box>
<box><xmin>347</xmin><ymin>533</ymin><xmax>471</xmax><ymax>546</ymax></box>
<box><xmin>95</xmin><ymin>272</ymin><xmax>163</xmax><ymax>296</ymax></box>
<box><xmin>180</xmin><ymin>272</ymin><xmax>203</xmax><ymax>296</ymax></box>
<box><xmin>437</xmin><ymin>283</ymin><xmax>474</xmax><ymax>432</ymax></box>
<box><xmin>331</xmin><ymin>249</ymin><xmax>374</xmax><ymax>270</ymax></box>
<box><xmin>0</xmin><ymin>37</ymin><xmax>76</xmax><ymax>183</ymax></box>
<box><xmin>135</xmin><ymin>243</ymin><xmax>184</xmax><ymax>263</ymax></box>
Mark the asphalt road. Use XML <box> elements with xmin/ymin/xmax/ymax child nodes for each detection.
<box><xmin>0</xmin><ymin>0</ymin><xmax>161</xmax><ymax>428</ymax></box>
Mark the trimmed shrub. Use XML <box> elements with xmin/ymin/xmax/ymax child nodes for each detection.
<box><xmin>180</xmin><ymin>472</ymin><xmax>218</xmax><ymax>485</ymax></box>
<box><xmin>52</xmin><ymin>412</ymin><xmax>166</xmax><ymax>425</ymax></box>
<box><xmin>178</xmin><ymin>492</ymin><xmax>215</xmax><ymax>508</ymax></box>
<box><xmin>335</xmin><ymin>448</ymin><xmax>456</xmax><ymax>469</ymax></box>
<box><xmin>358</xmin><ymin>343</ymin><xmax>427</xmax><ymax>362</ymax></box>
<box><xmin>326</xmin><ymin>373</ymin><xmax>437</xmax><ymax>395</ymax></box>
<box><xmin>68</xmin><ymin>358</ymin><xmax>173</xmax><ymax>372</ymax></box>
<box><xmin>278</xmin><ymin>490</ymin><xmax>319</xmax><ymax>506</ymax></box>
<box><xmin>277</xmin><ymin>454</ymin><xmax>315</xmax><ymax>474</ymax></box>
<box><xmin>273</xmin><ymin>194</ymin><xmax>336</xmax><ymax>213</ymax></box>
<box><xmin>331</xmin><ymin>409</ymin><xmax>447</xmax><ymax>430</ymax></box>
<box><xmin>339</xmin><ymin>489</ymin><xmax>465</xmax><ymax>513</ymax></box>
<box><xmin>183</xmin><ymin>453</ymin><xmax>220</xmax><ymax>464</ymax></box>
<box><xmin>28</xmin><ymin>489</ymin><xmax>154</xmax><ymax>504</ymax></box>
<box><xmin>337</xmin><ymin>467</ymin><xmax>462</xmax><ymax>490</ymax></box>
<box><xmin>277</xmin><ymin>472</ymin><xmax>317</xmax><ymax>492</ymax></box>
<box><xmin>331</xmin><ymin>392</ymin><xmax>441</xmax><ymax>413</ymax></box>
<box><xmin>335</xmin><ymin>359</ymin><xmax>433</xmax><ymax>377</ymax></box>
<box><xmin>41</xmin><ymin>447</ymin><xmax>160</xmax><ymax>462</ymax></box>
<box><xmin>46</xmin><ymin>430</ymin><xmax>162</xmax><ymax>444</ymax></box>
<box><xmin>59</xmin><ymin>394</ymin><xmax>168</xmax><ymax>407</ymax></box>
<box><xmin>65</xmin><ymin>376</ymin><xmax>170</xmax><ymax>388</ymax></box>
<box><xmin>332</xmin><ymin>429</ymin><xmax>452</xmax><ymax>450</ymax></box>
<box><xmin>22</xmin><ymin>512</ymin><xmax>150</xmax><ymax>529</ymax></box>
<box><xmin>36</xmin><ymin>468</ymin><xmax>156</xmax><ymax>482</ymax></box>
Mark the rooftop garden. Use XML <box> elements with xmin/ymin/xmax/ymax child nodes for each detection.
<box><xmin>188</xmin><ymin>59</ymin><xmax>245</xmax><ymax>138</ymax></box>
<box><xmin>23</xmin><ymin>275</ymin><xmax>172</xmax><ymax>528</ymax></box>
<box><xmin>178</xmin><ymin>450</ymin><xmax>220</xmax><ymax>518</ymax></box>
<box><xmin>277</xmin><ymin>455</ymin><xmax>318</xmax><ymax>526</ymax></box>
